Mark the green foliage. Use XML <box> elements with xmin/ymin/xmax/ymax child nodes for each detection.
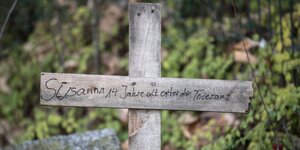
<box><xmin>0</xmin><ymin>0</ymin><xmax>299</xmax><ymax>149</ymax></box>
<box><xmin>163</xmin><ymin>20</ymin><xmax>233</xmax><ymax>79</ymax></box>
<box><xmin>0</xmin><ymin>2</ymin><xmax>128</xmax><ymax>146</ymax></box>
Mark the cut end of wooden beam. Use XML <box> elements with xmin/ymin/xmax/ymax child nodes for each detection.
<box><xmin>244</xmin><ymin>81</ymin><xmax>253</xmax><ymax>113</ymax></box>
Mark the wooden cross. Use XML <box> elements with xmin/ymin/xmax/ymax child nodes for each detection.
<box><xmin>40</xmin><ymin>3</ymin><xmax>253</xmax><ymax>150</ymax></box>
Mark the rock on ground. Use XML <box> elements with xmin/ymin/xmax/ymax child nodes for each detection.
<box><xmin>2</xmin><ymin>128</ymin><xmax>121</xmax><ymax>150</ymax></box>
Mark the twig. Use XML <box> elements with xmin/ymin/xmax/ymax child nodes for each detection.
<box><xmin>281</xmin><ymin>119</ymin><xmax>296</xmax><ymax>150</ymax></box>
<box><xmin>0</xmin><ymin>0</ymin><xmax>18</xmax><ymax>42</ymax></box>
<box><xmin>229</xmin><ymin>0</ymin><xmax>281</xmax><ymax>146</ymax></box>
<box><xmin>230</xmin><ymin>0</ymin><xmax>272</xmax><ymax>126</ymax></box>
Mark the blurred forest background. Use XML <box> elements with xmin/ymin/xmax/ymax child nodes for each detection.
<box><xmin>0</xmin><ymin>0</ymin><xmax>300</xmax><ymax>149</ymax></box>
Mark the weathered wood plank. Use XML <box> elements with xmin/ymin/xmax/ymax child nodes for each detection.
<box><xmin>128</xmin><ymin>3</ymin><xmax>161</xmax><ymax>150</ymax></box>
<box><xmin>40</xmin><ymin>72</ymin><xmax>253</xmax><ymax>113</ymax></box>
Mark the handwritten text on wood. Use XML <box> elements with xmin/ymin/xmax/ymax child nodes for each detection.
<box><xmin>40</xmin><ymin>72</ymin><xmax>253</xmax><ymax>113</ymax></box>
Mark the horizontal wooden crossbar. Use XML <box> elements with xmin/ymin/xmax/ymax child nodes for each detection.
<box><xmin>40</xmin><ymin>72</ymin><xmax>253</xmax><ymax>113</ymax></box>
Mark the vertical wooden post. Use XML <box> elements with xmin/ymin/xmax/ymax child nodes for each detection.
<box><xmin>128</xmin><ymin>3</ymin><xmax>161</xmax><ymax>150</ymax></box>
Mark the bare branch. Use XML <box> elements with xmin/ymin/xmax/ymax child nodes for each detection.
<box><xmin>0</xmin><ymin>0</ymin><xmax>18</xmax><ymax>42</ymax></box>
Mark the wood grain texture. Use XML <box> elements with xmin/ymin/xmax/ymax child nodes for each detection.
<box><xmin>128</xmin><ymin>3</ymin><xmax>161</xmax><ymax>150</ymax></box>
<box><xmin>40</xmin><ymin>72</ymin><xmax>253</xmax><ymax>113</ymax></box>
